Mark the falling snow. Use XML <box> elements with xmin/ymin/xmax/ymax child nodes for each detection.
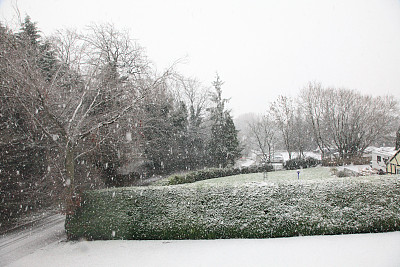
<box><xmin>126</xmin><ymin>132</ymin><xmax>132</xmax><ymax>142</ymax></box>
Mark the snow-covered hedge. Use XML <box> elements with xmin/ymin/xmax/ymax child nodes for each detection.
<box><xmin>284</xmin><ymin>157</ymin><xmax>320</xmax><ymax>170</ymax></box>
<box><xmin>167</xmin><ymin>165</ymin><xmax>273</xmax><ymax>185</ymax></box>
<box><xmin>66</xmin><ymin>177</ymin><xmax>400</xmax><ymax>240</ymax></box>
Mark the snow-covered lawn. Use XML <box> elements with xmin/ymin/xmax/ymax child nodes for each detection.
<box><xmin>191</xmin><ymin>166</ymin><xmax>360</xmax><ymax>186</ymax></box>
<box><xmin>6</xmin><ymin>231</ymin><xmax>400</xmax><ymax>267</ymax></box>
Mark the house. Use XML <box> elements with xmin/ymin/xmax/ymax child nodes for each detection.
<box><xmin>370</xmin><ymin>147</ymin><xmax>397</xmax><ymax>172</ymax></box>
<box><xmin>386</xmin><ymin>149</ymin><xmax>400</xmax><ymax>175</ymax></box>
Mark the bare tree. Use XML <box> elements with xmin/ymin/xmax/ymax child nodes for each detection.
<box><xmin>300</xmin><ymin>82</ymin><xmax>329</xmax><ymax>158</ymax></box>
<box><xmin>326</xmin><ymin>88</ymin><xmax>397</xmax><ymax>159</ymax></box>
<box><xmin>270</xmin><ymin>95</ymin><xmax>296</xmax><ymax>160</ymax></box>
<box><xmin>175</xmin><ymin>76</ymin><xmax>209</xmax><ymax>128</ymax></box>
<box><xmin>301</xmin><ymin>82</ymin><xmax>398</xmax><ymax>161</ymax></box>
<box><xmin>175</xmin><ymin>76</ymin><xmax>210</xmax><ymax>168</ymax></box>
<box><xmin>292</xmin><ymin>105</ymin><xmax>314</xmax><ymax>158</ymax></box>
<box><xmin>1</xmin><ymin>21</ymin><xmax>174</xmax><ymax>214</ymax></box>
<box><xmin>248</xmin><ymin>114</ymin><xmax>276</xmax><ymax>162</ymax></box>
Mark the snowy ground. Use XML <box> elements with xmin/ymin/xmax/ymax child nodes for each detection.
<box><xmin>0</xmin><ymin>214</ymin><xmax>65</xmax><ymax>267</ymax></box>
<box><xmin>3</xmin><ymin>231</ymin><xmax>400</xmax><ymax>267</ymax></box>
<box><xmin>1</xmin><ymin>212</ymin><xmax>400</xmax><ymax>267</ymax></box>
<box><xmin>235</xmin><ymin>157</ymin><xmax>255</xmax><ymax>167</ymax></box>
<box><xmin>2</xmin><ymin>167</ymin><xmax>400</xmax><ymax>266</ymax></box>
<box><xmin>279</xmin><ymin>151</ymin><xmax>322</xmax><ymax>161</ymax></box>
<box><xmin>337</xmin><ymin>165</ymin><xmax>370</xmax><ymax>171</ymax></box>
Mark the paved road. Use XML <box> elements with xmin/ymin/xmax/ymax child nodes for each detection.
<box><xmin>0</xmin><ymin>214</ymin><xmax>66</xmax><ymax>267</ymax></box>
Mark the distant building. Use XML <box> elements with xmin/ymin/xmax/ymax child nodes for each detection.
<box><xmin>370</xmin><ymin>147</ymin><xmax>397</xmax><ymax>172</ymax></box>
<box><xmin>386</xmin><ymin>149</ymin><xmax>400</xmax><ymax>175</ymax></box>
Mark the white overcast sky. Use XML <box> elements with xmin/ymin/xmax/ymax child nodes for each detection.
<box><xmin>1</xmin><ymin>0</ymin><xmax>400</xmax><ymax>117</ymax></box>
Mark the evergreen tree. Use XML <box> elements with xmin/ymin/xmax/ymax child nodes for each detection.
<box><xmin>208</xmin><ymin>75</ymin><xmax>241</xmax><ymax>168</ymax></box>
<box><xmin>38</xmin><ymin>40</ymin><xmax>58</xmax><ymax>81</ymax></box>
<box><xmin>396</xmin><ymin>126</ymin><xmax>400</xmax><ymax>150</ymax></box>
<box><xmin>171</xmin><ymin>101</ymin><xmax>189</xmax><ymax>133</ymax></box>
<box><xmin>17</xmin><ymin>16</ymin><xmax>58</xmax><ymax>81</ymax></box>
<box><xmin>170</xmin><ymin>101</ymin><xmax>189</xmax><ymax>170</ymax></box>
<box><xmin>223</xmin><ymin>115</ymin><xmax>241</xmax><ymax>166</ymax></box>
<box><xmin>0</xmin><ymin>19</ymin><xmax>57</xmax><ymax>227</ymax></box>
<box><xmin>142</xmin><ymin>101</ymin><xmax>173</xmax><ymax>173</ymax></box>
<box><xmin>18</xmin><ymin>16</ymin><xmax>41</xmax><ymax>47</ymax></box>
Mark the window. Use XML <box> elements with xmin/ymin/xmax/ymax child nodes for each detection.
<box><xmin>377</xmin><ymin>156</ymin><xmax>381</xmax><ymax>162</ymax></box>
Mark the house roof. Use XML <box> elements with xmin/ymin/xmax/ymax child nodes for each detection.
<box><xmin>373</xmin><ymin>147</ymin><xmax>397</xmax><ymax>157</ymax></box>
<box><xmin>387</xmin><ymin>148</ymin><xmax>400</xmax><ymax>165</ymax></box>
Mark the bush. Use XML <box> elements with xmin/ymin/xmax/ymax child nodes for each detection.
<box><xmin>167</xmin><ymin>165</ymin><xmax>273</xmax><ymax>185</ymax></box>
<box><xmin>336</xmin><ymin>170</ymin><xmax>349</xmax><ymax>177</ymax></box>
<box><xmin>322</xmin><ymin>156</ymin><xmax>370</xmax><ymax>167</ymax></box>
<box><xmin>284</xmin><ymin>157</ymin><xmax>320</xmax><ymax>170</ymax></box>
<box><xmin>65</xmin><ymin>177</ymin><xmax>400</xmax><ymax>240</ymax></box>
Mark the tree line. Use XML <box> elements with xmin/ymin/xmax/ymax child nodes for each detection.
<box><xmin>0</xmin><ymin>16</ymin><xmax>240</xmax><ymax>226</ymax></box>
<box><xmin>245</xmin><ymin>82</ymin><xmax>399</xmax><ymax>164</ymax></box>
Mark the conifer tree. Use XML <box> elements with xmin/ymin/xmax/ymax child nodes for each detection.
<box><xmin>208</xmin><ymin>75</ymin><xmax>241</xmax><ymax>167</ymax></box>
<box><xmin>18</xmin><ymin>16</ymin><xmax>41</xmax><ymax>46</ymax></box>
<box><xmin>17</xmin><ymin>16</ymin><xmax>58</xmax><ymax>81</ymax></box>
<box><xmin>223</xmin><ymin>114</ymin><xmax>241</xmax><ymax>166</ymax></box>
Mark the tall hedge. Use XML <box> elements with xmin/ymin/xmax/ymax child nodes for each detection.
<box><xmin>66</xmin><ymin>177</ymin><xmax>400</xmax><ymax>240</ymax></box>
<box><xmin>167</xmin><ymin>165</ymin><xmax>273</xmax><ymax>185</ymax></box>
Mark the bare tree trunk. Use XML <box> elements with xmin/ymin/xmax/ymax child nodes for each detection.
<box><xmin>65</xmin><ymin>143</ymin><xmax>76</xmax><ymax>214</ymax></box>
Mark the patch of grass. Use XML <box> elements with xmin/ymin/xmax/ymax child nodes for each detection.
<box><xmin>66</xmin><ymin>168</ymin><xmax>400</xmax><ymax>240</ymax></box>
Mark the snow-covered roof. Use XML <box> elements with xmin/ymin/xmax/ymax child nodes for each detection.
<box><xmin>370</xmin><ymin>147</ymin><xmax>397</xmax><ymax>157</ymax></box>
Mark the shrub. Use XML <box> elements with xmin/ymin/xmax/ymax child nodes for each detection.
<box><xmin>284</xmin><ymin>157</ymin><xmax>320</xmax><ymax>170</ymax></box>
<box><xmin>65</xmin><ymin>177</ymin><xmax>400</xmax><ymax>240</ymax></box>
<box><xmin>322</xmin><ymin>156</ymin><xmax>370</xmax><ymax>167</ymax></box>
<box><xmin>167</xmin><ymin>165</ymin><xmax>273</xmax><ymax>185</ymax></box>
<box><xmin>336</xmin><ymin>170</ymin><xmax>348</xmax><ymax>177</ymax></box>
<box><xmin>330</xmin><ymin>167</ymin><xmax>338</xmax><ymax>175</ymax></box>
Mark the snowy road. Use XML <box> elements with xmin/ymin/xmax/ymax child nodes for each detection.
<box><xmin>0</xmin><ymin>214</ymin><xmax>66</xmax><ymax>267</ymax></box>
<box><xmin>3</xmin><ymin>231</ymin><xmax>400</xmax><ymax>267</ymax></box>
